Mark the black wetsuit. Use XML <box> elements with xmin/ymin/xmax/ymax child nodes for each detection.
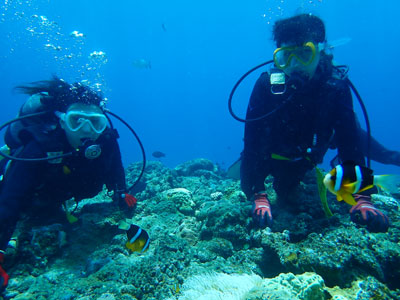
<box><xmin>0</xmin><ymin>128</ymin><xmax>126</xmax><ymax>251</ymax></box>
<box><xmin>240</xmin><ymin>71</ymin><xmax>365</xmax><ymax>201</ymax></box>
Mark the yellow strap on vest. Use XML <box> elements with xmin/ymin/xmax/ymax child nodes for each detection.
<box><xmin>271</xmin><ymin>153</ymin><xmax>291</xmax><ymax>160</ymax></box>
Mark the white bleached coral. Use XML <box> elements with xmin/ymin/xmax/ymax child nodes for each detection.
<box><xmin>163</xmin><ymin>188</ymin><xmax>195</xmax><ymax>214</ymax></box>
<box><xmin>167</xmin><ymin>272</ymin><xmax>325</xmax><ymax>300</ymax></box>
<box><xmin>169</xmin><ymin>272</ymin><xmax>263</xmax><ymax>300</ymax></box>
<box><xmin>210</xmin><ymin>192</ymin><xmax>223</xmax><ymax>201</ymax></box>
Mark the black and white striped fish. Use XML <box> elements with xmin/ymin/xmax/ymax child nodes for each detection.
<box><xmin>323</xmin><ymin>161</ymin><xmax>399</xmax><ymax>205</ymax></box>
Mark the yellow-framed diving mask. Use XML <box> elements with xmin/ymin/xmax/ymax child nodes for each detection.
<box><xmin>273</xmin><ymin>42</ymin><xmax>317</xmax><ymax>70</ymax></box>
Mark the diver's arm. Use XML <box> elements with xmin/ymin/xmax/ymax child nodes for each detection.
<box><xmin>241</xmin><ymin>73</ymin><xmax>273</xmax><ymax>198</ymax></box>
<box><xmin>333</xmin><ymin>81</ymin><xmax>365</xmax><ymax>165</ymax></box>
<box><xmin>358</xmin><ymin>128</ymin><xmax>400</xmax><ymax>166</ymax></box>
<box><xmin>243</xmin><ymin>72</ymin><xmax>275</xmax><ymax>152</ymax></box>
<box><xmin>0</xmin><ymin>142</ymin><xmax>43</xmax><ymax>251</ymax></box>
<box><xmin>104</xmin><ymin>136</ymin><xmax>138</xmax><ymax>208</ymax></box>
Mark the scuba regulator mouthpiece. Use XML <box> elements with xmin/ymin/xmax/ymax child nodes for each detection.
<box><xmin>270</xmin><ymin>68</ymin><xmax>286</xmax><ymax>95</ymax></box>
<box><xmin>79</xmin><ymin>139</ymin><xmax>101</xmax><ymax>159</ymax></box>
<box><xmin>270</xmin><ymin>69</ymin><xmax>306</xmax><ymax>94</ymax></box>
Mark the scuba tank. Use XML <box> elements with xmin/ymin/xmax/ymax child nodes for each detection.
<box><xmin>5</xmin><ymin>93</ymin><xmax>58</xmax><ymax>150</ymax></box>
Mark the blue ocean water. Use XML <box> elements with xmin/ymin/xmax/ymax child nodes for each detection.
<box><xmin>1</xmin><ymin>0</ymin><xmax>399</xmax><ymax>175</ymax></box>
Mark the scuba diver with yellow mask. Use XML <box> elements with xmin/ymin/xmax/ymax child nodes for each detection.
<box><xmin>0</xmin><ymin>77</ymin><xmax>148</xmax><ymax>293</ymax></box>
<box><xmin>235</xmin><ymin>14</ymin><xmax>391</xmax><ymax>233</ymax></box>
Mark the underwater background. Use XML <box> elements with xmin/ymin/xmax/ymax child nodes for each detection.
<box><xmin>1</xmin><ymin>0</ymin><xmax>399</xmax><ymax>175</ymax></box>
<box><xmin>2</xmin><ymin>1</ymin><xmax>400</xmax><ymax>300</ymax></box>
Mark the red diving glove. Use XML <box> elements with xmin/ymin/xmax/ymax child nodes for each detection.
<box><xmin>252</xmin><ymin>192</ymin><xmax>273</xmax><ymax>228</ymax></box>
<box><xmin>122</xmin><ymin>193</ymin><xmax>137</xmax><ymax>208</ymax></box>
<box><xmin>350</xmin><ymin>195</ymin><xmax>390</xmax><ymax>233</ymax></box>
<box><xmin>113</xmin><ymin>190</ymin><xmax>137</xmax><ymax>210</ymax></box>
<box><xmin>0</xmin><ymin>251</ymin><xmax>9</xmax><ymax>293</ymax></box>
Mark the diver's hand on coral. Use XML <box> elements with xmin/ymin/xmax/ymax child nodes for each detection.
<box><xmin>350</xmin><ymin>196</ymin><xmax>389</xmax><ymax>233</ymax></box>
<box><xmin>252</xmin><ymin>192</ymin><xmax>273</xmax><ymax>229</ymax></box>
<box><xmin>0</xmin><ymin>252</ymin><xmax>9</xmax><ymax>294</ymax></box>
<box><xmin>122</xmin><ymin>193</ymin><xmax>137</xmax><ymax>208</ymax></box>
<box><xmin>113</xmin><ymin>191</ymin><xmax>137</xmax><ymax>210</ymax></box>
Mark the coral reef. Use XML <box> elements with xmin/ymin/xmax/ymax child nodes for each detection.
<box><xmin>166</xmin><ymin>272</ymin><xmax>326</xmax><ymax>300</ymax></box>
<box><xmin>2</xmin><ymin>159</ymin><xmax>400</xmax><ymax>299</ymax></box>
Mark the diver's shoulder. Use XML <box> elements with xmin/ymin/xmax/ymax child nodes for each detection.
<box><xmin>100</xmin><ymin>128</ymin><xmax>119</xmax><ymax>142</ymax></box>
<box><xmin>259</xmin><ymin>71</ymin><xmax>271</xmax><ymax>81</ymax></box>
<box><xmin>97</xmin><ymin>128</ymin><xmax>121</xmax><ymax>152</ymax></box>
<box><xmin>254</xmin><ymin>72</ymin><xmax>271</xmax><ymax>87</ymax></box>
<box><xmin>324</xmin><ymin>76</ymin><xmax>349</xmax><ymax>91</ymax></box>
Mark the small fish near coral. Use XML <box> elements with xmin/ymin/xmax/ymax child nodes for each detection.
<box><xmin>172</xmin><ymin>282</ymin><xmax>181</xmax><ymax>294</ymax></box>
<box><xmin>125</xmin><ymin>224</ymin><xmax>150</xmax><ymax>253</ymax></box>
<box><xmin>323</xmin><ymin>161</ymin><xmax>400</xmax><ymax>205</ymax></box>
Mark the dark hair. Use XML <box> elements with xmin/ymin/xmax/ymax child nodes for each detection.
<box><xmin>273</xmin><ymin>14</ymin><xmax>325</xmax><ymax>47</ymax></box>
<box><xmin>15</xmin><ymin>76</ymin><xmax>103</xmax><ymax>112</ymax></box>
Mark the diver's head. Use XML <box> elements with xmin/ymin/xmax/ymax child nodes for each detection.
<box><xmin>58</xmin><ymin>103</ymin><xmax>107</xmax><ymax>149</ymax></box>
<box><xmin>16</xmin><ymin>76</ymin><xmax>108</xmax><ymax>149</ymax></box>
<box><xmin>272</xmin><ymin>14</ymin><xmax>326</xmax><ymax>80</ymax></box>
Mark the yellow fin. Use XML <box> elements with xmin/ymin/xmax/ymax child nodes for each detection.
<box><xmin>315</xmin><ymin>167</ymin><xmax>333</xmax><ymax>217</ymax></box>
<box><xmin>126</xmin><ymin>238</ymin><xmax>148</xmax><ymax>253</ymax></box>
<box><xmin>336</xmin><ymin>194</ymin><xmax>343</xmax><ymax>201</ymax></box>
<box><xmin>341</xmin><ymin>182</ymin><xmax>358</xmax><ymax>193</ymax></box>
<box><xmin>340</xmin><ymin>192</ymin><xmax>357</xmax><ymax>206</ymax></box>
<box><xmin>374</xmin><ymin>174</ymin><xmax>400</xmax><ymax>193</ymax></box>
<box><xmin>66</xmin><ymin>211</ymin><xmax>78</xmax><ymax>223</ymax></box>
<box><xmin>358</xmin><ymin>184</ymin><xmax>374</xmax><ymax>193</ymax></box>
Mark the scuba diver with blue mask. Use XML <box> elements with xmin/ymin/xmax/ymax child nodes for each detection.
<box><xmin>0</xmin><ymin>77</ymin><xmax>147</xmax><ymax>293</ymax></box>
<box><xmin>238</xmin><ymin>14</ymin><xmax>393</xmax><ymax>233</ymax></box>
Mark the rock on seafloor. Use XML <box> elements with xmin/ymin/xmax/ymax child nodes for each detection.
<box><xmin>3</xmin><ymin>159</ymin><xmax>400</xmax><ymax>300</ymax></box>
